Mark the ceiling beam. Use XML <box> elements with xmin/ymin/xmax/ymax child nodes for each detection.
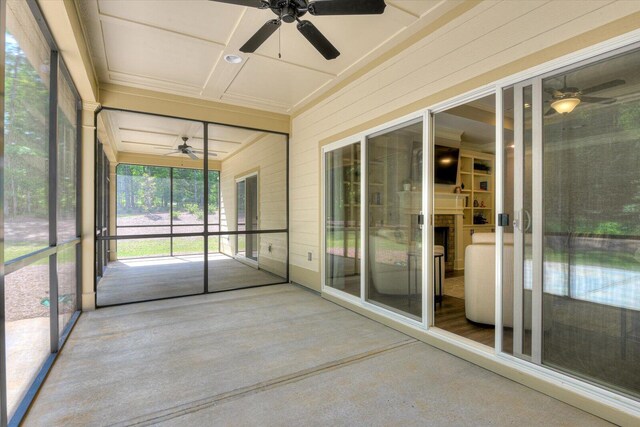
<box><xmin>100</xmin><ymin>84</ymin><xmax>290</xmax><ymax>134</ymax></box>
<box><xmin>38</xmin><ymin>0</ymin><xmax>99</xmax><ymax>101</ymax></box>
<box><xmin>117</xmin><ymin>152</ymin><xmax>221</xmax><ymax>171</ymax></box>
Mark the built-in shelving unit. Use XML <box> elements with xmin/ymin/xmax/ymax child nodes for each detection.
<box><xmin>344</xmin><ymin>144</ymin><xmax>361</xmax><ymax>224</ymax></box>
<box><xmin>459</xmin><ymin>150</ymin><xmax>494</xmax><ymax>227</ymax></box>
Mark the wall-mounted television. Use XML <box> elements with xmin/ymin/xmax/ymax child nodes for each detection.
<box><xmin>434</xmin><ymin>145</ymin><xmax>460</xmax><ymax>185</ymax></box>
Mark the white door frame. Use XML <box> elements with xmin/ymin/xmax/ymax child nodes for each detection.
<box><xmin>509</xmin><ymin>78</ymin><xmax>544</xmax><ymax>363</ymax></box>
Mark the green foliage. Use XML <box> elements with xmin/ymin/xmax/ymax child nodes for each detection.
<box><xmin>116</xmin><ymin>165</ymin><xmax>219</xmax><ymax>217</ymax></box>
<box><xmin>593</xmin><ymin>222</ymin><xmax>624</xmax><ymax>235</ymax></box>
<box><xmin>5</xmin><ymin>33</ymin><xmax>50</xmax><ymax>220</ymax></box>
<box><xmin>184</xmin><ymin>203</ymin><xmax>204</xmax><ymax>221</ymax></box>
<box><xmin>543</xmin><ymin>80</ymin><xmax>640</xmax><ymax>238</ymax></box>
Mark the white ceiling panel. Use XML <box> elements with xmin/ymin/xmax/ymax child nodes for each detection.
<box><xmin>98</xmin><ymin>0</ymin><xmax>242</xmax><ymax>44</ymax></box>
<box><xmin>77</xmin><ymin>0</ymin><xmax>465</xmax><ymax>113</ymax></box>
<box><xmin>101</xmin><ymin>18</ymin><xmax>223</xmax><ymax>87</ymax></box>
<box><xmin>225</xmin><ymin>7</ymin><xmax>414</xmax><ymax>76</ymax></box>
<box><xmin>388</xmin><ymin>0</ymin><xmax>447</xmax><ymax>17</ymax></box>
<box><xmin>226</xmin><ymin>55</ymin><xmax>333</xmax><ymax>107</ymax></box>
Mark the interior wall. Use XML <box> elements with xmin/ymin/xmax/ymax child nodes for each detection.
<box><xmin>289</xmin><ymin>0</ymin><xmax>640</xmax><ymax>291</ymax></box>
<box><xmin>219</xmin><ymin>133</ymin><xmax>287</xmax><ymax>278</ymax></box>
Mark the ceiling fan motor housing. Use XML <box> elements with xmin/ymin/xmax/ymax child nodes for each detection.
<box><xmin>222</xmin><ymin>0</ymin><xmax>387</xmax><ymax>60</ymax></box>
<box><xmin>270</xmin><ymin>0</ymin><xmax>307</xmax><ymax>22</ymax></box>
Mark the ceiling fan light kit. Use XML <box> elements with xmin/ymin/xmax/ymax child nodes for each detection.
<box><xmin>211</xmin><ymin>0</ymin><xmax>386</xmax><ymax>60</ymax></box>
<box><xmin>551</xmin><ymin>97</ymin><xmax>581</xmax><ymax>114</ymax></box>
<box><xmin>544</xmin><ymin>76</ymin><xmax>625</xmax><ymax>116</ymax></box>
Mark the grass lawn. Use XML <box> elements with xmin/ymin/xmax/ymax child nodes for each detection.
<box><xmin>5</xmin><ymin>244</ymin><xmax>50</xmax><ymax>264</ymax></box>
<box><xmin>117</xmin><ymin>237</ymin><xmax>221</xmax><ymax>258</ymax></box>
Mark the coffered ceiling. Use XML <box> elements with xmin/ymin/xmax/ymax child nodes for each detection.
<box><xmin>76</xmin><ymin>0</ymin><xmax>464</xmax><ymax>113</ymax></box>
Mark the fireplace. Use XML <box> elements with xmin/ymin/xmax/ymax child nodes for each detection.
<box><xmin>434</xmin><ymin>214</ymin><xmax>456</xmax><ymax>271</ymax></box>
<box><xmin>434</xmin><ymin>226</ymin><xmax>449</xmax><ymax>261</ymax></box>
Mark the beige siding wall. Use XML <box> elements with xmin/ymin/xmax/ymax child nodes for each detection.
<box><xmin>290</xmin><ymin>0</ymin><xmax>640</xmax><ymax>290</ymax></box>
<box><xmin>220</xmin><ymin>133</ymin><xmax>287</xmax><ymax>277</ymax></box>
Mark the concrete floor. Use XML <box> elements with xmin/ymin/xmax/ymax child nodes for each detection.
<box><xmin>25</xmin><ymin>285</ymin><xmax>609</xmax><ymax>426</ymax></box>
<box><xmin>97</xmin><ymin>254</ymin><xmax>285</xmax><ymax>306</ymax></box>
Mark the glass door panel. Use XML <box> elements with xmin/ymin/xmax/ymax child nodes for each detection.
<box><xmin>541</xmin><ymin>48</ymin><xmax>640</xmax><ymax>398</ymax></box>
<box><xmin>325</xmin><ymin>143</ymin><xmax>361</xmax><ymax>297</ymax></box>
<box><xmin>366</xmin><ymin>119</ymin><xmax>423</xmax><ymax>320</ymax></box>
<box><xmin>504</xmin><ymin>46</ymin><xmax>640</xmax><ymax>399</ymax></box>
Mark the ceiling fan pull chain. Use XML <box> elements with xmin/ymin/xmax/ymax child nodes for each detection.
<box><xmin>278</xmin><ymin>25</ymin><xmax>282</xmax><ymax>59</ymax></box>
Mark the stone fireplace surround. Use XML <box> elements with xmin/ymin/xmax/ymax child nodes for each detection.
<box><xmin>434</xmin><ymin>216</ymin><xmax>455</xmax><ymax>271</ymax></box>
<box><xmin>434</xmin><ymin>193</ymin><xmax>467</xmax><ymax>272</ymax></box>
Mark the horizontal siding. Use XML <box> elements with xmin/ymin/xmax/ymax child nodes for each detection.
<box><xmin>220</xmin><ymin>132</ymin><xmax>287</xmax><ymax>276</ymax></box>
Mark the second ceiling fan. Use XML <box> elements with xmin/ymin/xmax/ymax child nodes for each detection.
<box><xmin>159</xmin><ymin>137</ymin><xmax>216</xmax><ymax>160</ymax></box>
<box><xmin>212</xmin><ymin>0</ymin><xmax>386</xmax><ymax>60</ymax></box>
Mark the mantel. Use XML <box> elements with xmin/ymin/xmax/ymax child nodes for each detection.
<box><xmin>434</xmin><ymin>193</ymin><xmax>467</xmax><ymax>215</ymax></box>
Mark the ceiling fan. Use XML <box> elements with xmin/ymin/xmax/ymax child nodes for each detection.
<box><xmin>211</xmin><ymin>0</ymin><xmax>386</xmax><ymax>60</ymax></box>
<box><xmin>159</xmin><ymin>137</ymin><xmax>216</xmax><ymax>160</ymax></box>
<box><xmin>545</xmin><ymin>76</ymin><xmax>625</xmax><ymax>115</ymax></box>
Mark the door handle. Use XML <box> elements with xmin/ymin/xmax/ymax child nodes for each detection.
<box><xmin>523</xmin><ymin>209</ymin><xmax>532</xmax><ymax>232</ymax></box>
<box><xmin>417</xmin><ymin>211</ymin><xmax>424</xmax><ymax>230</ymax></box>
<box><xmin>515</xmin><ymin>209</ymin><xmax>532</xmax><ymax>233</ymax></box>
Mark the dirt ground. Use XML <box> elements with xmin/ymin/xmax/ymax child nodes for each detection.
<box><xmin>6</xmin><ymin>263</ymin><xmax>75</xmax><ymax>322</ymax></box>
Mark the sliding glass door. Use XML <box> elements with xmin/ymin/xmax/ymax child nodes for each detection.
<box><xmin>325</xmin><ymin>143</ymin><xmax>361</xmax><ymax>297</ymax></box>
<box><xmin>366</xmin><ymin>119</ymin><xmax>424</xmax><ymax>320</ymax></box>
<box><xmin>323</xmin><ymin>118</ymin><xmax>424</xmax><ymax>320</ymax></box>
<box><xmin>503</xmin><ymin>46</ymin><xmax>640</xmax><ymax>398</ymax></box>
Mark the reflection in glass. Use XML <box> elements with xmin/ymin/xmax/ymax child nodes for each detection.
<box><xmin>366</xmin><ymin>119</ymin><xmax>423</xmax><ymax>320</ymax></box>
<box><xmin>542</xmin><ymin>48</ymin><xmax>640</xmax><ymax>398</ymax></box>
<box><xmin>5</xmin><ymin>262</ymin><xmax>51</xmax><ymax>419</ymax></box>
<box><xmin>325</xmin><ymin>143</ymin><xmax>361</xmax><ymax>297</ymax></box>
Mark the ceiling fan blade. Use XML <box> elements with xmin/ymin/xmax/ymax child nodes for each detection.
<box><xmin>240</xmin><ymin>19</ymin><xmax>281</xmax><ymax>53</ymax></box>
<box><xmin>580</xmin><ymin>96</ymin><xmax>617</xmax><ymax>104</ymax></box>
<box><xmin>192</xmin><ymin>149</ymin><xmax>219</xmax><ymax>157</ymax></box>
<box><xmin>185</xmin><ymin>149</ymin><xmax>199</xmax><ymax>161</ymax></box>
<box><xmin>297</xmin><ymin>20</ymin><xmax>340</xmax><ymax>60</ymax></box>
<box><xmin>163</xmin><ymin>151</ymin><xmax>181</xmax><ymax>156</ymax></box>
<box><xmin>545</xmin><ymin>108</ymin><xmax>556</xmax><ymax>116</ymax></box>
<box><xmin>543</xmin><ymin>87</ymin><xmax>562</xmax><ymax>97</ymax></box>
<box><xmin>581</xmin><ymin>79</ymin><xmax>625</xmax><ymax>95</ymax></box>
<box><xmin>308</xmin><ymin>0</ymin><xmax>386</xmax><ymax>15</ymax></box>
<box><xmin>208</xmin><ymin>0</ymin><xmax>268</xmax><ymax>9</ymax></box>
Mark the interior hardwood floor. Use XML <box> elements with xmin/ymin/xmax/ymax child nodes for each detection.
<box><xmin>435</xmin><ymin>295</ymin><xmax>495</xmax><ymax>346</ymax></box>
